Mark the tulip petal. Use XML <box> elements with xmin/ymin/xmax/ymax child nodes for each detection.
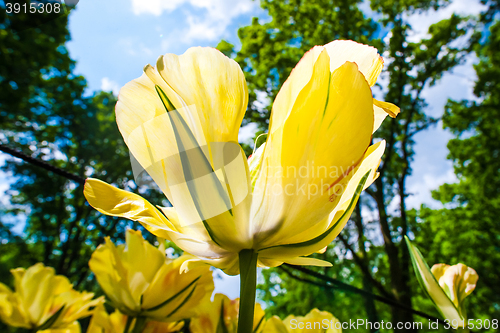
<box><xmin>324</xmin><ymin>40</ymin><xmax>383</xmax><ymax>87</ymax></box>
<box><xmin>268</xmin><ymin>46</ymin><xmax>324</xmax><ymax>135</ymax></box>
<box><xmin>262</xmin><ymin>316</ymin><xmax>288</xmax><ymax>333</ymax></box>
<box><xmin>432</xmin><ymin>263</ymin><xmax>478</xmax><ymax>319</ymax></box>
<box><xmin>84</xmin><ymin>179</ymin><xmax>231</xmax><ymax>257</ymax></box>
<box><xmin>373</xmin><ymin>98</ymin><xmax>400</xmax><ymax>118</ymax></box>
<box><xmin>142</xmin><ymin>255</ymin><xmax>214</xmax><ymax>321</ymax></box>
<box><xmin>279</xmin><ymin>256</ymin><xmax>333</xmax><ymax>267</ymax></box>
<box><xmin>257</xmin><ymin>141</ymin><xmax>386</xmax><ymax>261</ymax></box>
<box><xmin>115</xmin><ymin>72</ymin><xmax>176</xmax><ymax>202</ymax></box>
<box><xmin>115</xmin><ymin>47</ymin><xmax>248</xmax><ymax>206</ymax></box>
<box><xmin>257</xmin><ymin>169</ymin><xmax>369</xmax><ymax>260</ymax></box>
<box><xmin>156</xmin><ymin>47</ymin><xmax>248</xmax><ymax>144</ymax></box>
<box><xmin>252</xmin><ymin>55</ymin><xmax>374</xmax><ymax>248</ymax></box>
<box><xmin>85</xmin><ymin>178</ymin><xmax>235</xmax><ymax>272</ymax></box>
<box><xmin>0</xmin><ymin>283</ymin><xmax>30</xmax><ymax>328</ymax></box>
<box><xmin>257</xmin><ymin>140</ymin><xmax>384</xmax><ymax>260</ymax></box>
<box><xmin>42</xmin><ymin>321</ymin><xmax>81</xmax><ymax>333</ymax></box>
<box><xmin>405</xmin><ymin>237</ymin><xmax>463</xmax><ymax>322</ymax></box>
<box><xmin>89</xmin><ymin>240</ymin><xmax>139</xmax><ymax>313</ymax></box>
<box><xmin>124</xmin><ymin>230</ymin><xmax>166</xmax><ymax>305</ymax></box>
<box><xmin>84</xmin><ymin>178</ymin><xmax>176</xmax><ymax>232</ymax></box>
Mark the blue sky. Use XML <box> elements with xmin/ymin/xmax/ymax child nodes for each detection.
<box><xmin>44</xmin><ymin>0</ymin><xmax>487</xmax><ymax>298</ymax></box>
<box><xmin>66</xmin><ymin>0</ymin><xmax>267</xmax><ymax>95</ymax></box>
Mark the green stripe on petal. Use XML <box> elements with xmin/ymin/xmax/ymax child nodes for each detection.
<box><xmin>144</xmin><ymin>276</ymin><xmax>200</xmax><ymax>312</ymax></box>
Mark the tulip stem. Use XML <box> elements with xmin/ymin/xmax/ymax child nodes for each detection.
<box><xmin>237</xmin><ymin>249</ymin><xmax>258</xmax><ymax>333</ymax></box>
<box><xmin>124</xmin><ymin>315</ymin><xmax>134</xmax><ymax>333</ymax></box>
<box><xmin>131</xmin><ymin>316</ymin><xmax>147</xmax><ymax>333</ymax></box>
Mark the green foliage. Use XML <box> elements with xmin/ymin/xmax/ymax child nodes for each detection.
<box><xmin>0</xmin><ymin>0</ymin><xmax>167</xmax><ymax>297</ymax></box>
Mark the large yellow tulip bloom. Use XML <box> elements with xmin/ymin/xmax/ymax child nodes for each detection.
<box><xmin>263</xmin><ymin>309</ymin><xmax>341</xmax><ymax>332</ymax></box>
<box><xmin>189</xmin><ymin>293</ymin><xmax>265</xmax><ymax>333</ymax></box>
<box><xmin>406</xmin><ymin>237</ymin><xmax>478</xmax><ymax>328</ymax></box>
<box><xmin>84</xmin><ymin>40</ymin><xmax>398</xmax><ymax>275</ymax></box>
<box><xmin>88</xmin><ymin>229</ymin><xmax>213</xmax><ymax>323</ymax></box>
<box><xmin>0</xmin><ymin>263</ymin><xmax>102</xmax><ymax>332</ymax></box>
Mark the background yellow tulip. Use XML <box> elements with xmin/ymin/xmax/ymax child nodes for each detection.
<box><xmin>262</xmin><ymin>308</ymin><xmax>341</xmax><ymax>332</ymax></box>
<box><xmin>189</xmin><ymin>293</ymin><xmax>265</xmax><ymax>333</ymax></box>
<box><xmin>0</xmin><ymin>263</ymin><xmax>102</xmax><ymax>331</ymax></box>
<box><xmin>87</xmin><ymin>303</ymin><xmax>183</xmax><ymax>333</ymax></box>
<box><xmin>89</xmin><ymin>229</ymin><xmax>214</xmax><ymax>323</ymax></box>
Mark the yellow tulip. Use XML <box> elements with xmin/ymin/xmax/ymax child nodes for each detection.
<box><xmin>87</xmin><ymin>303</ymin><xmax>183</xmax><ymax>333</ymax></box>
<box><xmin>83</xmin><ymin>41</ymin><xmax>398</xmax><ymax>333</ymax></box>
<box><xmin>0</xmin><ymin>263</ymin><xmax>102</xmax><ymax>332</ymax></box>
<box><xmin>405</xmin><ymin>237</ymin><xmax>478</xmax><ymax>327</ymax></box>
<box><xmin>263</xmin><ymin>309</ymin><xmax>341</xmax><ymax>332</ymax></box>
<box><xmin>142</xmin><ymin>320</ymin><xmax>184</xmax><ymax>333</ymax></box>
<box><xmin>83</xmin><ymin>40</ymin><xmax>398</xmax><ymax>274</ymax></box>
<box><xmin>88</xmin><ymin>229</ymin><xmax>214</xmax><ymax>323</ymax></box>
<box><xmin>189</xmin><ymin>293</ymin><xmax>265</xmax><ymax>333</ymax></box>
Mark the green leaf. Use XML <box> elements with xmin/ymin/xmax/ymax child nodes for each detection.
<box><xmin>405</xmin><ymin>236</ymin><xmax>462</xmax><ymax>322</ymax></box>
<box><xmin>37</xmin><ymin>305</ymin><xmax>65</xmax><ymax>331</ymax></box>
<box><xmin>216</xmin><ymin>298</ymin><xmax>230</xmax><ymax>333</ymax></box>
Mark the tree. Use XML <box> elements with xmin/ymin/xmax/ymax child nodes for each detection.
<box><xmin>0</xmin><ymin>0</ymin><xmax>165</xmax><ymax>308</ymax></box>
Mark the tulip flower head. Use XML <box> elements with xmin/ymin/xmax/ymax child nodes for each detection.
<box><xmin>88</xmin><ymin>229</ymin><xmax>214</xmax><ymax>323</ymax></box>
<box><xmin>0</xmin><ymin>263</ymin><xmax>102</xmax><ymax>332</ymax></box>
<box><xmin>87</xmin><ymin>303</ymin><xmax>183</xmax><ymax>333</ymax></box>
<box><xmin>84</xmin><ymin>40</ymin><xmax>399</xmax><ymax>275</ymax></box>
<box><xmin>189</xmin><ymin>293</ymin><xmax>265</xmax><ymax>333</ymax></box>
<box><xmin>405</xmin><ymin>237</ymin><xmax>478</xmax><ymax>326</ymax></box>
<box><xmin>263</xmin><ymin>309</ymin><xmax>341</xmax><ymax>332</ymax></box>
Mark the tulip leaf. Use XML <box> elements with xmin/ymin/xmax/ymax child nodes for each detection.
<box><xmin>259</xmin><ymin>170</ymin><xmax>370</xmax><ymax>251</ymax></box>
<box><xmin>216</xmin><ymin>298</ymin><xmax>230</xmax><ymax>333</ymax></box>
<box><xmin>145</xmin><ymin>276</ymin><xmax>200</xmax><ymax>312</ymax></box>
<box><xmin>253</xmin><ymin>313</ymin><xmax>265</xmax><ymax>333</ymax></box>
<box><xmin>37</xmin><ymin>305</ymin><xmax>65</xmax><ymax>331</ymax></box>
<box><xmin>405</xmin><ymin>236</ymin><xmax>463</xmax><ymax>322</ymax></box>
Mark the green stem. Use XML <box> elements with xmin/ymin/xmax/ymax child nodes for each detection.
<box><xmin>131</xmin><ymin>316</ymin><xmax>147</xmax><ymax>333</ymax></box>
<box><xmin>237</xmin><ymin>249</ymin><xmax>258</xmax><ymax>333</ymax></box>
<box><xmin>124</xmin><ymin>315</ymin><xmax>134</xmax><ymax>333</ymax></box>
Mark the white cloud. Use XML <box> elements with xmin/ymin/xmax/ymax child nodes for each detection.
<box><xmin>406</xmin><ymin>168</ymin><xmax>458</xmax><ymax>209</ymax></box>
<box><xmin>100</xmin><ymin>77</ymin><xmax>121</xmax><ymax>95</ymax></box>
<box><xmin>130</xmin><ymin>0</ymin><xmax>258</xmax><ymax>43</ymax></box>
<box><xmin>239</xmin><ymin>123</ymin><xmax>258</xmax><ymax>145</ymax></box>
<box><xmin>404</xmin><ymin>0</ymin><xmax>486</xmax><ymax>42</ymax></box>
<box><xmin>213</xmin><ymin>269</ymin><xmax>240</xmax><ymax>299</ymax></box>
<box><xmin>131</xmin><ymin>0</ymin><xmax>186</xmax><ymax>16</ymax></box>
